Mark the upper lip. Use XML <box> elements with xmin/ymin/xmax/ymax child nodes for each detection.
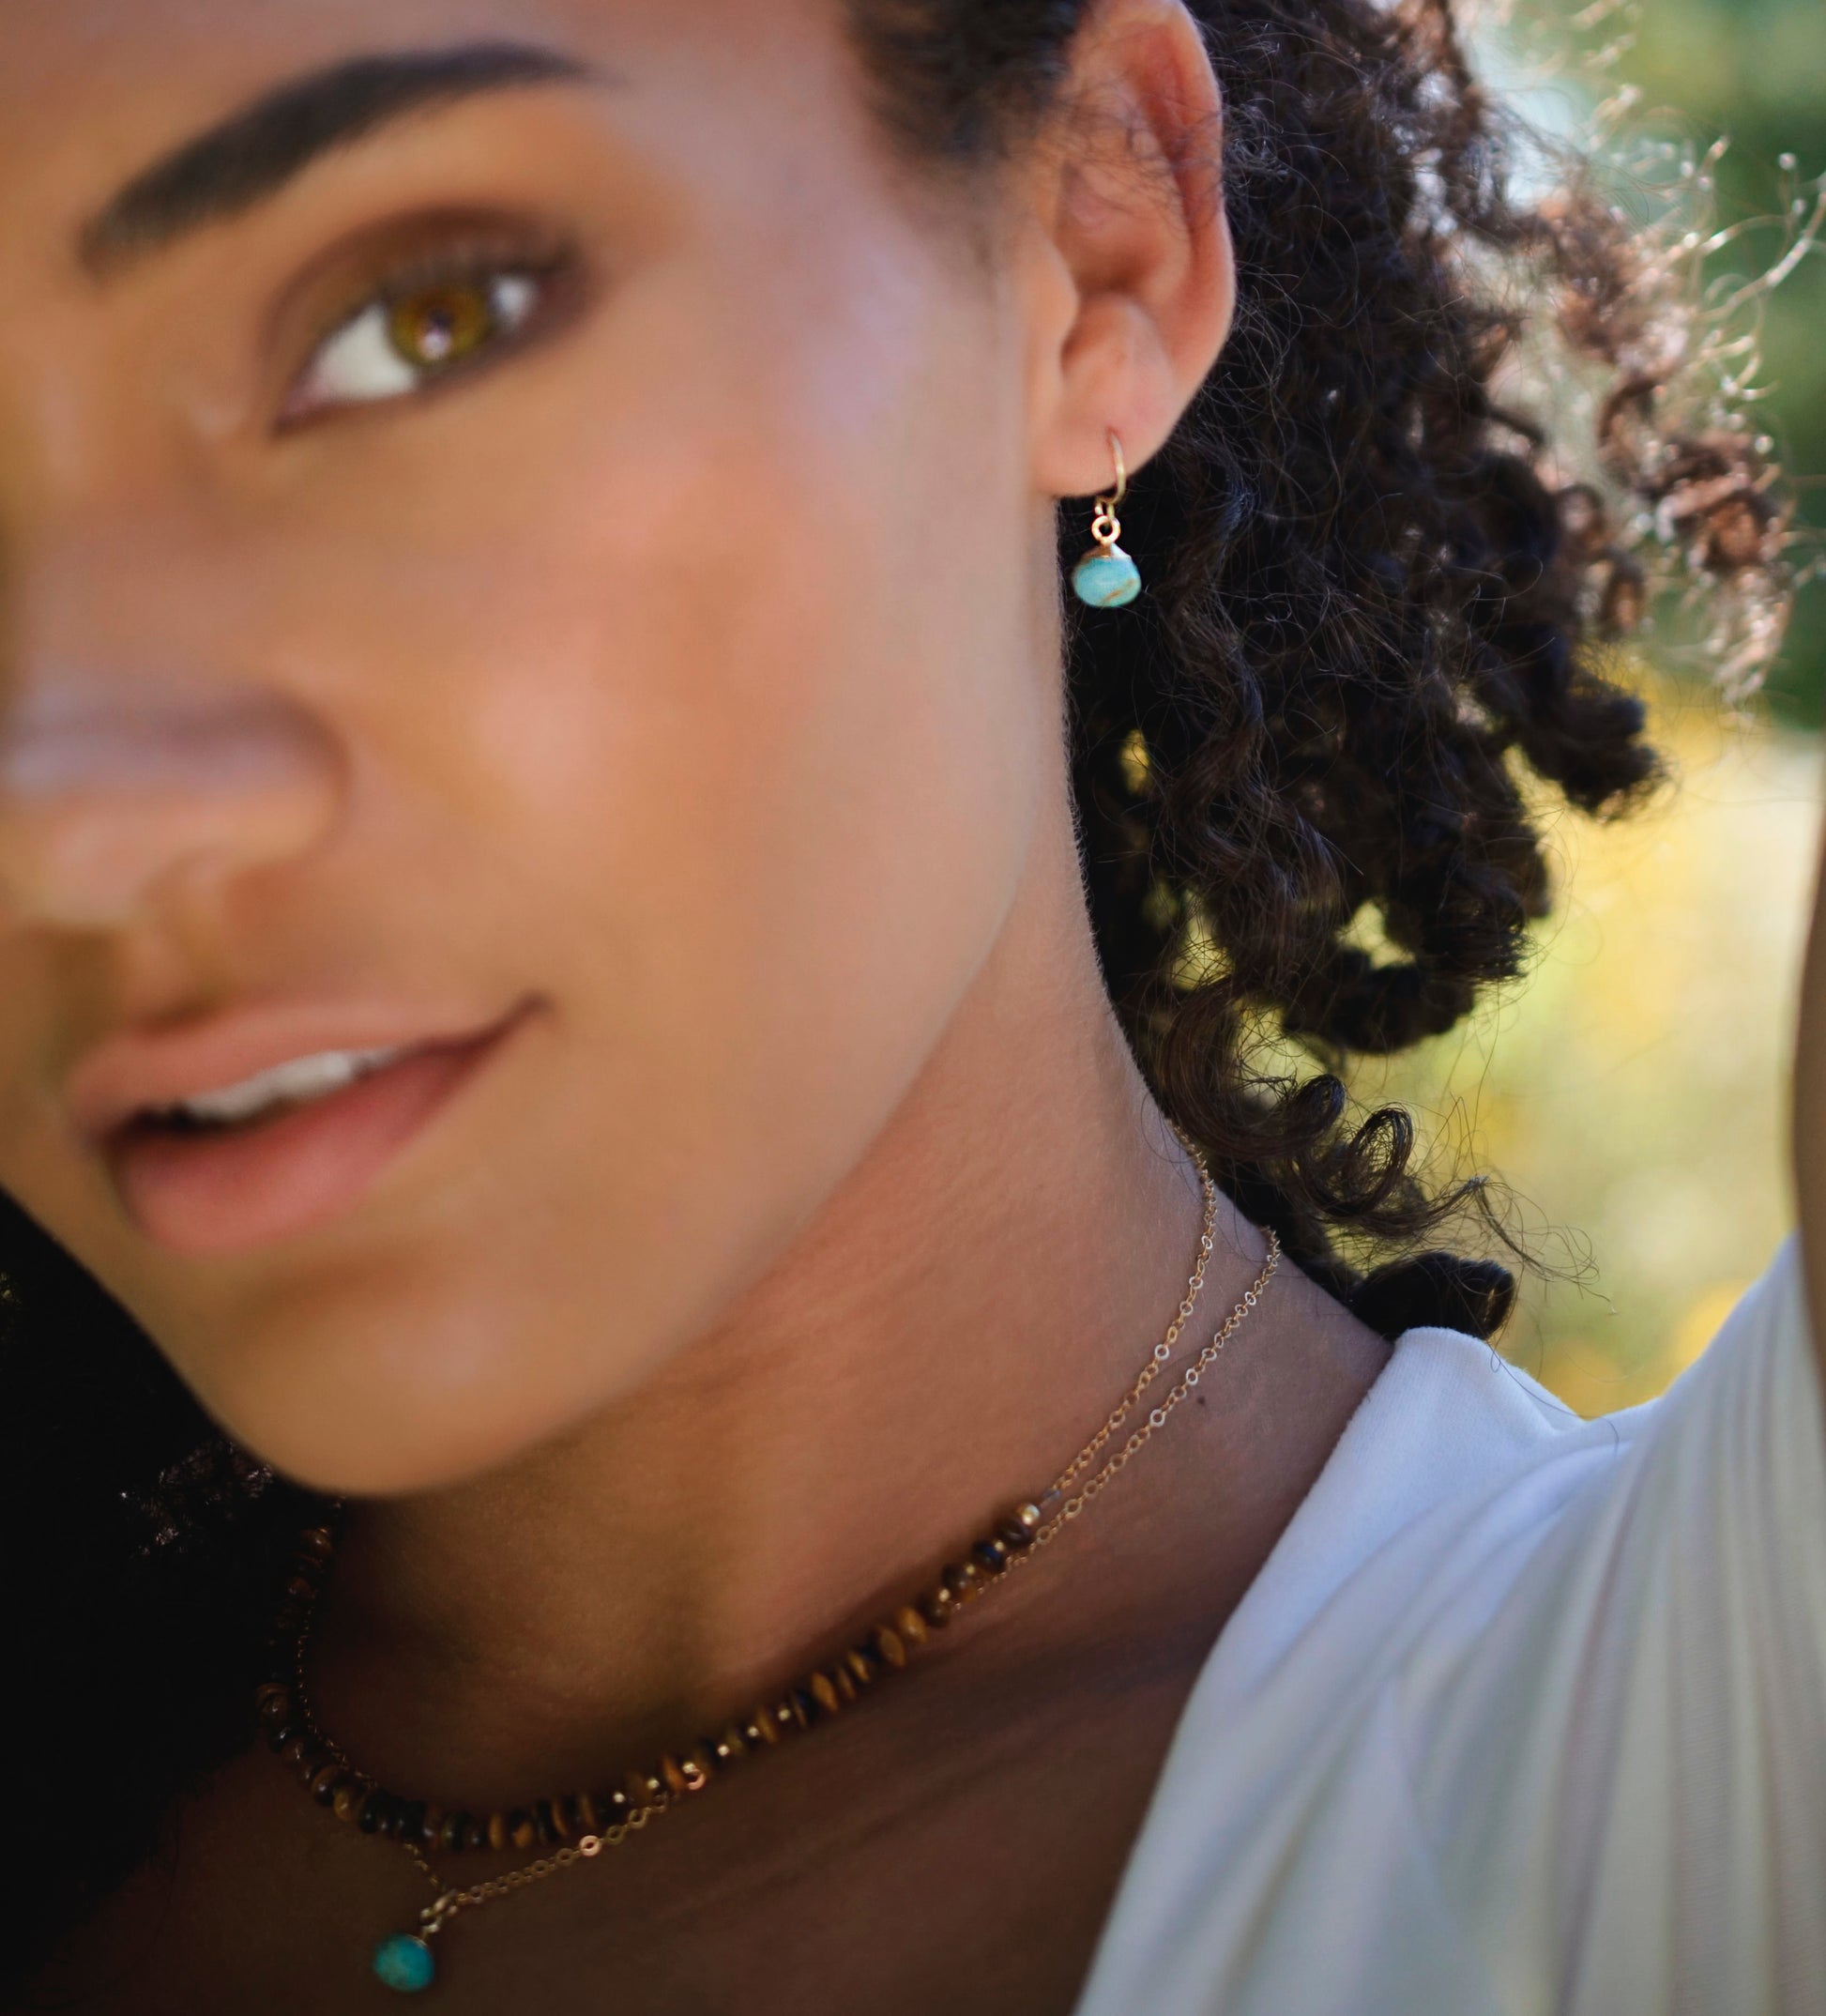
<box><xmin>67</xmin><ymin>998</ymin><xmax>533</xmax><ymax>1144</ymax></box>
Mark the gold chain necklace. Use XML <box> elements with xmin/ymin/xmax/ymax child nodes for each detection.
<box><xmin>253</xmin><ymin>1142</ymin><xmax>1280</xmax><ymax>1995</ymax></box>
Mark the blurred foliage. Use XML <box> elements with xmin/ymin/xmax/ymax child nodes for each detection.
<box><xmin>1536</xmin><ymin>0</ymin><xmax>1826</xmax><ymax>722</ymax></box>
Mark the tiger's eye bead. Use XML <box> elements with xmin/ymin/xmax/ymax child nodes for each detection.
<box><xmin>663</xmin><ymin>1749</ymin><xmax>712</xmax><ymax>1795</ymax></box>
<box><xmin>973</xmin><ymin>1537</ymin><xmax>1012</xmax><ymax>1577</ymax></box>
<box><xmin>997</xmin><ymin>1503</ymin><xmax>1044</xmax><ymax>1548</ymax></box>
<box><xmin>358</xmin><ymin>1792</ymin><xmax>388</xmax><ymax>1835</ymax></box>
<box><xmin>918</xmin><ymin>1582</ymin><xmax>958</xmax><ymax>1629</ymax></box>
<box><xmin>873</xmin><ymin>1625</ymin><xmax>909</xmax><ymax>1671</ymax></box>
<box><xmin>441</xmin><ymin>1811</ymin><xmax>474</xmax><ymax>1853</ymax></box>
<box><xmin>810</xmin><ymin>1672</ymin><xmax>844</xmax><ymax>1718</ymax></box>
<box><xmin>713</xmin><ymin>1725</ymin><xmax>750</xmax><ymax>1764</ymax></box>
<box><xmin>420</xmin><ymin>1804</ymin><xmax>446</xmax><ymax>1848</ymax></box>
<box><xmin>747</xmin><ymin>1709</ymin><xmax>781</xmax><ymax>1748</ymax></box>
<box><xmin>267</xmin><ymin>1723</ymin><xmax>301</xmax><ymax>1754</ymax></box>
<box><xmin>833</xmin><ymin>1666</ymin><xmax>860</xmax><ymax>1705</ymax></box>
<box><xmin>544</xmin><ymin>1798</ymin><xmax>571</xmax><ymax>1843</ymax></box>
<box><xmin>509</xmin><ymin>1809</ymin><xmax>538</xmax><ymax>1851</ymax></box>
<box><xmin>300</xmin><ymin>1527</ymin><xmax>336</xmax><ymax>1558</ymax></box>
<box><xmin>777</xmin><ymin>1693</ymin><xmax>810</xmax><ymax>1733</ymax></box>
<box><xmin>487</xmin><ymin>1811</ymin><xmax>510</xmax><ymax>1853</ymax></box>
<box><xmin>944</xmin><ymin>1560</ymin><xmax>986</xmax><ymax>1603</ymax></box>
<box><xmin>625</xmin><ymin>1767</ymin><xmax>664</xmax><ymax>1810</ymax></box>
<box><xmin>255</xmin><ymin>1682</ymin><xmax>291</xmax><ymax>1718</ymax></box>
<box><xmin>463</xmin><ymin>1816</ymin><xmax>491</xmax><ymax>1853</ymax></box>
<box><xmin>401</xmin><ymin>1802</ymin><xmax>431</xmax><ymax>1848</ymax></box>
<box><xmin>893</xmin><ymin>1607</ymin><xmax>931</xmax><ymax>1650</ymax></box>
<box><xmin>311</xmin><ymin>1765</ymin><xmax>345</xmax><ymax>1806</ymax></box>
<box><xmin>382</xmin><ymin>1801</ymin><xmax>412</xmax><ymax>1843</ymax></box>
<box><xmin>845</xmin><ymin>1645</ymin><xmax>880</xmax><ymax>1688</ymax></box>
<box><xmin>279</xmin><ymin>1734</ymin><xmax>312</xmax><ymax>1771</ymax></box>
<box><xmin>333</xmin><ymin>1780</ymin><xmax>370</xmax><ymax>1825</ymax></box>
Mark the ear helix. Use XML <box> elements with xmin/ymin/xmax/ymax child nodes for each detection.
<box><xmin>1071</xmin><ymin>432</ymin><xmax>1143</xmax><ymax>610</ymax></box>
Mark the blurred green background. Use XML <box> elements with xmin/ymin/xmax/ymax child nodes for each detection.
<box><xmin>1596</xmin><ymin>0</ymin><xmax>1826</xmax><ymax>725</ymax></box>
<box><xmin>1407</xmin><ymin>0</ymin><xmax>1825</xmax><ymax>1410</ymax></box>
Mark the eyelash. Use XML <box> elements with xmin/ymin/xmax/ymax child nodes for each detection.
<box><xmin>280</xmin><ymin>234</ymin><xmax>575</xmax><ymax>427</ymax></box>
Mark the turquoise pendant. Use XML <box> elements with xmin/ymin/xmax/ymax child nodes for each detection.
<box><xmin>1072</xmin><ymin>545</ymin><xmax>1143</xmax><ymax>610</ymax></box>
<box><xmin>373</xmin><ymin>1933</ymin><xmax>437</xmax><ymax>1994</ymax></box>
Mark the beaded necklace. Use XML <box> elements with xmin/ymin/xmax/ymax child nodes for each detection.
<box><xmin>254</xmin><ymin>1146</ymin><xmax>1280</xmax><ymax>1995</ymax></box>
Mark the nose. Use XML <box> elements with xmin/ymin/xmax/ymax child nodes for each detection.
<box><xmin>0</xmin><ymin>488</ymin><xmax>348</xmax><ymax>931</ymax></box>
<box><xmin>0</xmin><ymin>681</ymin><xmax>344</xmax><ymax>929</ymax></box>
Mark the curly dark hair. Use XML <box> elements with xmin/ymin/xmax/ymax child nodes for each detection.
<box><xmin>858</xmin><ymin>0</ymin><xmax>1788</xmax><ymax>1326</ymax></box>
<box><xmin>0</xmin><ymin>0</ymin><xmax>1792</xmax><ymax>1995</ymax></box>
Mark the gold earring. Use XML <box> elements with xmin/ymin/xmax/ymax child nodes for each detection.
<box><xmin>1071</xmin><ymin>433</ymin><xmax>1142</xmax><ymax>609</ymax></box>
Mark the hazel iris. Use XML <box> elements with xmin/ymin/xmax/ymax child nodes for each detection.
<box><xmin>385</xmin><ymin>281</ymin><xmax>504</xmax><ymax>371</ymax></box>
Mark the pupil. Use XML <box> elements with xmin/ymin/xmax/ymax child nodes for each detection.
<box><xmin>419</xmin><ymin>312</ymin><xmax>457</xmax><ymax>362</ymax></box>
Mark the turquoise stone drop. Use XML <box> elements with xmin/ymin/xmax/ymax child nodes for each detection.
<box><xmin>1072</xmin><ymin>545</ymin><xmax>1143</xmax><ymax>610</ymax></box>
<box><xmin>373</xmin><ymin>1934</ymin><xmax>437</xmax><ymax>1994</ymax></box>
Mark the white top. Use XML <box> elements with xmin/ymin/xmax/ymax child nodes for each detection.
<box><xmin>1075</xmin><ymin>1236</ymin><xmax>1826</xmax><ymax>2016</ymax></box>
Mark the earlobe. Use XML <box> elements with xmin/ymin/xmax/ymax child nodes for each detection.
<box><xmin>1024</xmin><ymin>0</ymin><xmax>1236</xmax><ymax>505</ymax></box>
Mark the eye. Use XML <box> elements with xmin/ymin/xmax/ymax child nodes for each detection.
<box><xmin>282</xmin><ymin>252</ymin><xmax>557</xmax><ymax>423</ymax></box>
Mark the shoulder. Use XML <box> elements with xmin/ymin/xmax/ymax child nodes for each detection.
<box><xmin>1233</xmin><ymin>1236</ymin><xmax>1826</xmax><ymax>1712</ymax></box>
<box><xmin>1196</xmin><ymin>1296</ymin><xmax>1621</xmax><ymax>1695</ymax></box>
<box><xmin>1077</xmin><ymin>1241</ymin><xmax>1826</xmax><ymax>2016</ymax></box>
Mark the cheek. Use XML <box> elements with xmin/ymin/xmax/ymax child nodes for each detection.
<box><xmin>470</xmin><ymin>248</ymin><xmax>1047</xmax><ymax>1145</ymax></box>
<box><xmin>0</xmin><ymin>950</ymin><xmax>102</xmax><ymax>1230</ymax></box>
<box><xmin>161</xmin><ymin>253</ymin><xmax>1051</xmax><ymax>1491</ymax></box>
<box><xmin>476</xmin><ymin>316</ymin><xmax>1048</xmax><ymax>1245</ymax></box>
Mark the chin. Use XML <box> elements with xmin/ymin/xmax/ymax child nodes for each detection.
<box><xmin>172</xmin><ymin>1268</ymin><xmax>649</xmax><ymax>1501</ymax></box>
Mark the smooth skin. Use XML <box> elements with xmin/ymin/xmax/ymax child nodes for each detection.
<box><xmin>0</xmin><ymin>1</ymin><xmax>1817</xmax><ymax>2011</ymax></box>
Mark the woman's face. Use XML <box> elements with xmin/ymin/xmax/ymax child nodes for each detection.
<box><xmin>0</xmin><ymin>0</ymin><xmax>1065</xmax><ymax>1491</ymax></box>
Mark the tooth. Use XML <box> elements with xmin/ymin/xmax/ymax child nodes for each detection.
<box><xmin>173</xmin><ymin>1046</ymin><xmax>404</xmax><ymax>1126</ymax></box>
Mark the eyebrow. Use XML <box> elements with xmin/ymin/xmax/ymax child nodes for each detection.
<box><xmin>79</xmin><ymin>40</ymin><xmax>599</xmax><ymax>278</ymax></box>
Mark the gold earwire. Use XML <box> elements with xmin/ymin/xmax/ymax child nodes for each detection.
<box><xmin>1103</xmin><ymin>431</ymin><xmax>1129</xmax><ymax>512</ymax></box>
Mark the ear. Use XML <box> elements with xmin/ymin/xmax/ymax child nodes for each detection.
<box><xmin>1015</xmin><ymin>0</ymin><xmax>1235</xmax><ymax>502</ymax></box>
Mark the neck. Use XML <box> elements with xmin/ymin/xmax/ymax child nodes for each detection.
<box><xmin>313</xmin><ymin>824</ymin><xmax>1262</xmax><ymax>1803</ymax></box>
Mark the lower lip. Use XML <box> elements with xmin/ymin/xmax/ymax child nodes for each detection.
<box><xmin>108</xmin><ymin>1016</ymin><xmax>527</xmax><ymax>1258</ymax></box>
